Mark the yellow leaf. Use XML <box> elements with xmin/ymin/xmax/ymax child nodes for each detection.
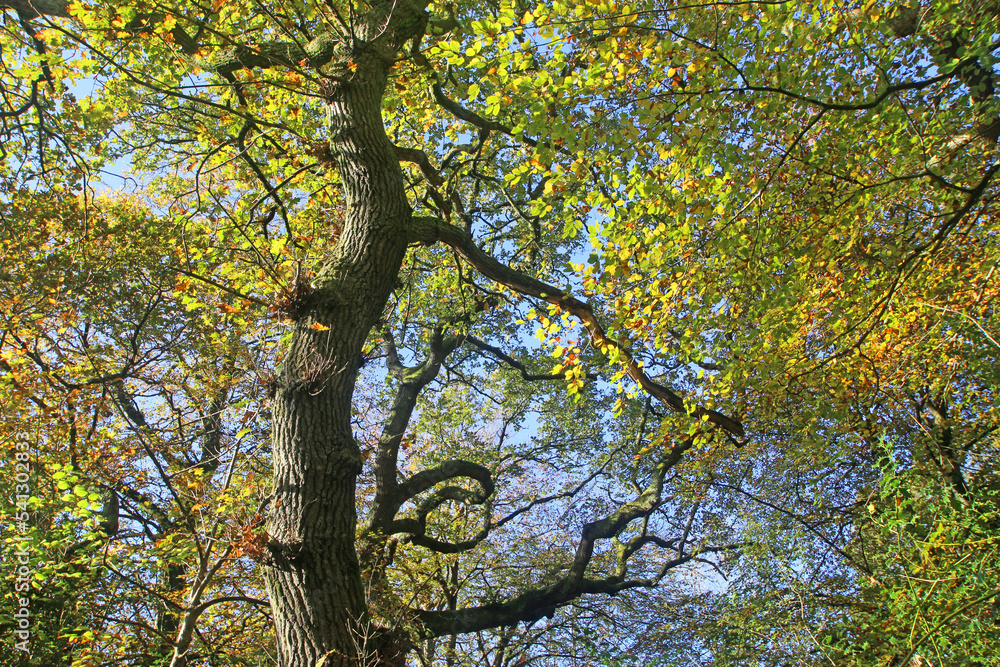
<box><xmin>310</xmin><ymin>323</ymin><xmax>330</xmax><ymax>331</ymax></box>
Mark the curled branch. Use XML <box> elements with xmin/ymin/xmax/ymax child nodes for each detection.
<box><xmin>399</xmin><ymin>459</ymin><xmax>494</xmax><ymax>505</ymax></box>
<box><xmin>405</xmin><ymin>485</ymin><xmax>492</xmax><ymax>554</ymax></box>
<box><xmin>387</xmin><ymin>460</ymin><xmax>494</xmax><ymax>554</ymax></box>
<box><xmin>366</xmin><ymin>327</ymin><xmax>464</xmax><ymax>535</ymax></box>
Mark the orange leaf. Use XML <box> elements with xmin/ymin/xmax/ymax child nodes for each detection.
<box><xmin>309</xmin><ymin>323</ymin><xmax>330</xmax><ymax>331</ymax></box>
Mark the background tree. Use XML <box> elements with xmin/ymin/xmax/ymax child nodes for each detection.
<box><xmin>1</xmin><ymin>1</ymin><xmax>998</xmax><ymax>666</ymax></box>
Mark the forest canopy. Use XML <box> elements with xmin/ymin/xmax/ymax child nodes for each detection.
<box><xmin>1</xmin><ymin>1</ymin><xmax>998</xmax><ymax>666</ymax></box>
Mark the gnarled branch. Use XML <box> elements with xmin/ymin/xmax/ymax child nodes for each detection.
<box><xmin>414</xmin><ymin>439</ymin><xmax>731</xmax><ymax>636</ymax></box>
<box><xmin>379</xmin><ymin>460</ymin><xmax>494</xmax><ymax>554</ymax></box>
<box><xmin>190</xmin><ymin>33</ymin><xmax>341</xmax><ymax>75</ymax></box>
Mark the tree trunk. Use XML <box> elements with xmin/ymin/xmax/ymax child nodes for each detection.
<box><xmin>263</xmin><ymin>49</ymin><xmax>411</xmax><ymax>667</ymax></box>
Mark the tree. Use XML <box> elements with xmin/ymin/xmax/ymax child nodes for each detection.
<box><xmin>1</xmin><ymin>1</ymin><xmax>998</xmax><ymax>666</ymax></box>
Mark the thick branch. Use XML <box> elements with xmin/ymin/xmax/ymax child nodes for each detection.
<box><xmin>415</xmin><ymin>546</ymin><xmax>727</xmax><ymax>635</ymax></box>
<box><xmin>410</xmin><ymin>216</ymin><xmax>744</xmax><ymax>437</ymax></box>
<box><xmin>190</xmin><ymin>33</ymin><xmax>340</xmax><ymax>75</ymax></box>
<box><xmin>0</xmin><ymin>0</ymin><xmax>70</xmax><ymax>19</ymax></box>
<box><xmin>365</xmin><ymin>328</ymin><xmax>463</xmax><ymax>537</ymax></box>
<box><xmin>415</xmin><ymin>440</ymin><xmax>702</xmax><ymax>636</ymax></box>
<box><xmin>430</xmin><ymin>82</ymin><xmax>514</xmax><ymax>137</ymax></box>
<box><xmin>198</xmin><ymin>389</ymin><xmax>227</xmax><ymax>474</ymax></box>
<box><xmin>393</xmin><ymin>144</ymin><xmax>444</xmax><ymax>188</ymax></box>
<box><xmin>382</xmin><ymin>327</ymin><xmax>405</xmax><ymax>378</ymax></box>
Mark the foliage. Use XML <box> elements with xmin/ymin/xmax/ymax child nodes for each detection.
<box><xmin>830</xmin><ymin>464</ymin><xmax>1000</xmax><ymax>666</ymax></box>
<box><xmin>0</xmin><ymin>456</ymin><xmax>109</xmax><ymax>667</ymax></box>
<box><xmin>0</xmin><ymin>0</ymin><xmax>997</xmax><ymax>665</ymax></box>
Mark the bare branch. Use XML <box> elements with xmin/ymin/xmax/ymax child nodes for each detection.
<box><xmin>466</xmin><ymin>335</ymin><xmax>597</xmax><ymax>382</ymax></box>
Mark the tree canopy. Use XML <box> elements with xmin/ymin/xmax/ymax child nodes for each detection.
<box><xmin>1</xmin><ymin>1</ymin><xmax>998</xmax><ymax>666</ymax></box>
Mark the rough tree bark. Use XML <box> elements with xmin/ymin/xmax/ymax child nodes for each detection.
<box><xmin>261</xmin><ymin>4</ymin><xmax>425</xmax><ymax>665</ymax></box>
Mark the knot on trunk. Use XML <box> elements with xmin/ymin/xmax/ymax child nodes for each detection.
<box><xmin>265</xmin><ymin>537</ymin><xmax>306</xmax><ymax>569</ymax></box>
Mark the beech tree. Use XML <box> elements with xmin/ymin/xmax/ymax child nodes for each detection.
<box><xmin>1</xmin><ymin>1</ymin><xmax>998</xmax><ymax>666</ymax></box>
